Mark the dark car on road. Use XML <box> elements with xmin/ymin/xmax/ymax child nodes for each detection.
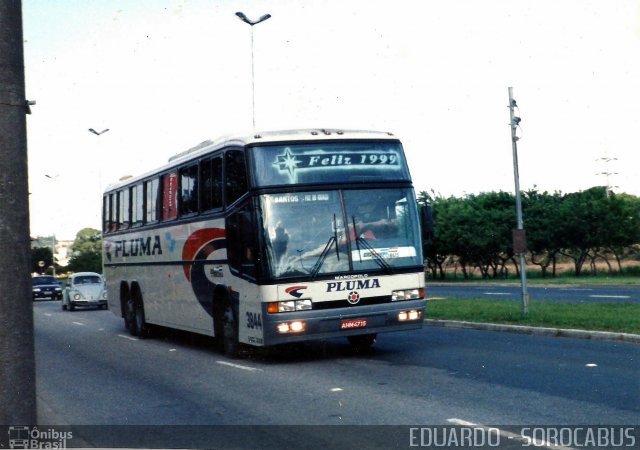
<box><xmin>32</xmin><ymin>275</ymin><xmax>63</xmax><ymax>300</ymax></box>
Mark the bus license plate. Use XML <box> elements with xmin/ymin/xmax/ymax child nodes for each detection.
<box><xmin>340</xmin><ymin>318</ymin><xmax>368</xmax><ymax>330</ymax></box>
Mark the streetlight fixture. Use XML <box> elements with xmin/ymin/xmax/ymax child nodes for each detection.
<box><xmin>89</xmin><ymin>128</ymin><xmax>109</xmax><ymax>136</ymax></box>
<box><xmin>235</xmin><ymin>11</ymin><xmax>272</xmax><ymax>129</ymax></box>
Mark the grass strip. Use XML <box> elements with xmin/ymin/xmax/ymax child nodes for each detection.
<box><xmin>427</xmin><ymin>276</ymin><xmax>640</xmax><ymax>286</ymax></box>
<box><xmin>425</xmin><ymin>298</ymin><xmax>640</xmax><ymax>334</ymax></box>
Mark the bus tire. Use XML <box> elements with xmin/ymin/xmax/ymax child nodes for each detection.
<box><xmin>222</xmin><ymin>302</ymin><xmax>240</xmax><ymax>358</ymax></box>
<box><xmin>348</xmin><ymin>333</ymin><xmax>377</xmax><ymax>352</ymax></box>
<box><xmin>124</xmin><ymin>297</ymin><xmax>136</xmax><ymax>333</ymax></box>
<box><xmin>131</xmin><ymin>295</ymin><xmax>151</xmax><ymax>339</ymax></box>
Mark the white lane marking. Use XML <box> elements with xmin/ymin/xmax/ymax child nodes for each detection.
<box><xmin>44</xmin><ymin>313</ymin><xmax>52</xmax><ymax>317</ymax></box>
<box><xmin>118</xmin><ymin>334</ymin><xmax>139</xmax><ymax>341</ymax></box>
<box><xmin>330</xmin><ymin>388</ymin><xmax>343</xmax><ymax>392</ymax></box>
<box><xmin>483</xmin><ymin>292</ymin><xmax>511</xmax><ymax>295</ymax></box>
<box><xmin>588</xmin><ymin>295</ymin><xmax>630</xmax><ymax>299</ymax></box>
<box><xmin>216</xmin><ymin>361</ymin><xmax>263</xmax><ymax>372</ymax></box>
<box><xmin>559</xmin><ymin>288</ymin><xmax>594</xmax><ymax>291</ymax></box>
<box><xmin>585</xmin><ymin>363</ymin><xmax>598</xmax><ymax>368</ymax></box>
<box><xmin>447</xmin><ymin>418</ymin><xmax>576</xmax><ymax>450</ymax></box>
<box><xmin>72</xmin><ymin>321</ymin><xmax>85</xmax><ymax>326</ymax></box>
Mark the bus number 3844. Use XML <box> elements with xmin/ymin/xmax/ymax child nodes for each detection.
<box><xmin>246</xmin><ymin>312</ymin><xmax>263</xmax><ymax>330</ymax></box>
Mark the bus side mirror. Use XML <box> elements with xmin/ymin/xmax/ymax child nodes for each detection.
<box><xmin>421</xmin><ymin>205</ymin><xmax>434</xmax><ymax>245</ymax></box>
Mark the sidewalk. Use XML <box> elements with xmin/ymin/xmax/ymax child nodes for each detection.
<box><xmin>425</xmin><ymin>319</ymin><xmax>640</xmax><ymax>344</ymax></box>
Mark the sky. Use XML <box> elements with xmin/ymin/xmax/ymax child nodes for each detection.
<box><xmin>22</xmin><ymin>0</ymin><xmax>640</xmax><ymax>240</ymax></box>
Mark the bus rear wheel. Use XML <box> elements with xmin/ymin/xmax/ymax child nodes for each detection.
<box><xmin>126</xmin><ymin>296</ymin><xmax>150</xmax><ymax>338</ymax></box>
<box><xmin>124</xmin><ymin>298</ymin><xmax>136</xmax><ymax>333</ymax></box>
<box><xmin>222</xmin><ymin>302</ymin><xmax>240</xmax><ymax>358</ymax></box>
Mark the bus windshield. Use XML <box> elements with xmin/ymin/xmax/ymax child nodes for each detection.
<box><xmin>260</xmin><ymin>188</ymin><xmax>422</xmax><ymax>279</ymax></box>
<box><xmin>250</xmin><ymin>141</ymin><xmax>411</xmax><ymax>186</ymax></box>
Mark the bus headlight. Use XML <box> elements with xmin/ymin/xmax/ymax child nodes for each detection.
<box><xmin>268</xmin><ymin>299</ymin><xmax>313</xmax><ymax>313</ymax></box>
<box><xmin>279</xmin><ymin>301</ymin><xmax>296</xmax><ymax>312</ymax></box>
<box><xmin>392</xmin><ymin>288</ymin><xmax>424</xmax><ymax>301</ymax></box>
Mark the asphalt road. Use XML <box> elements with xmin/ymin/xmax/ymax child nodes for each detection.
<box><xmin>33</xmin><ymin>301</ymin><xmax>639</xmax><ymax>448</ymax></box>
<box><xmin>425</xmin><ymin>283</ymin><xmax>640</xmax><ymax>303</ymax></box>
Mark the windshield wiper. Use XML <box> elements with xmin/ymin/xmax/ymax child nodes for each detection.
<box><xmin>310</xmin><ymin>236</ymin><xmax>336</xmax><ymax>279</ymax></box>
<box><xmin>351</xmin><ymin>216</ymin><xmax>394</xmax><ymax>274</ymax></box>
<box><xmin>310</xmin><ymin>214</ymin><xmax>341</xmax><ymax>279</ymax></box>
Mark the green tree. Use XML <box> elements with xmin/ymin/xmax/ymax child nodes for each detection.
<box><xmin>560</xmin><ymin>187</ymin><xmax>613</xmax><ymax>276</ymax></box>
<box><xmin>523</xmin><ymin>189</ymin><xmax>564</xmax><ymax>277</ymax></box>
<box><xmin>418</xmin><ymin>191</ymin><xmax>449</xmax><ymax>279</ymax></box>
<box><xmin>601</xmin><ymin>192</ymin><xmax>640</xmax><ymax>272</ymax></box>
<box><xmin>425</xmin><ymin>192</ymin><xmax>516</xmax><ymax>279</ymax></box>
<box><xmin>472</xmin><ymin>192</ymin><xmax>517</xmax><ymax>278</ymax></box>
<box><xmin>67</xmin><ymin>228</ymin><xmax>103</xmax><ymax>273</ymax></box>
<box><xmin>31</xmin><ymin>247</ymin><xmax>53</xmax><ymax>274</ymax></box>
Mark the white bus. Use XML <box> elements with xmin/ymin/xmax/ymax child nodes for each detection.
<box><xmin>102</xmin><ymin>129</ymin><xmax>425</xmax><ymax>356</ymax></box>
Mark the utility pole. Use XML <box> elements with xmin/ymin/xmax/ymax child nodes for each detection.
<box><xmin>596</xmin><ymin>156</ymin><xmax>618</xmax><ymax>198</ymax></box>
<box><xmin>0</xmin><ymin>0</ymin><xmax>37</xmax><ymax>424</ymax></box>
<box><xmin>508</xmin><ymin>87</ymin><xmax>529</xmax><ymax>315</ymax></box>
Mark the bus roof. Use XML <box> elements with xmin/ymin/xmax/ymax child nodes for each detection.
<box><xmin>105</xmin><ymin>129</ymin><xmax>398</xmax><ymax>192</ymax></box>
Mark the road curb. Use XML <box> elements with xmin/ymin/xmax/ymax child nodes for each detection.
<box><xmin>425</xmin><ymin>319</ymin><xmax>640</xmax><ymax>344</ymax></box>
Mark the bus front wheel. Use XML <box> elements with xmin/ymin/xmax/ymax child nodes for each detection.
<box><xmin>348</xmin><ymin>333</ymin><xmax>377</xmax><ymax>352</ymax></box>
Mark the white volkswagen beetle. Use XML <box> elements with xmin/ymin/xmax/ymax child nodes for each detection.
<box><xmin>62</xmin><ymin>272</ymin><xmax>108</xmax><ymax>311</ymax></box>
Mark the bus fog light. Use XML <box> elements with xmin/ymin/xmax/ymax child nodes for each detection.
<box><xmin>399</xmin><ymin>310</ymin><xmax>421</xmax><ymax>321</ymax></box>
<box><xmin>277</xmin><ymin>321</ymin><xmax>306</xmax><ymax>334</ymax></box>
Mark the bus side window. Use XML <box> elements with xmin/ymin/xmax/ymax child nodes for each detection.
<box><xmin>145</xmin><ymin>177</ymin><xmax>160</xmax><ymax>224</ymax></box>
<box><xmin>103</xmin><ymin>195</ymin><xmax>110</xmax><ymax>233</ymax></box>
<box><xmin>117</xmin><ymin>189</ymin><xmax>130</xmax><ymax>230</ymax></box>
<box><xmin>226</xmin><ymin>204</ymin><xmax>257</xmax><ymax>279</ymax></box>
<box><xmin>200</xmin><ymin>156</ymin><xmax>223</xmax><ymax>211</ymax></box>
<box><xmin>109</xmin><ymin>193</ymin><xmax>116</xmax><ymax>232</ymax></box>
<box><xmin>225</xmin><ymin>150</ymin><xmax>248</xmax><ymax>206</ymax></box>
<box><xmin>131</xmin><ymin>183</ymin><xmax>144</xmax><ymax>227</ymax></box>
<box><xmin>179</xmin><ymin>164</ymin><xmax>198</xmax><ymax>216</ymax></box>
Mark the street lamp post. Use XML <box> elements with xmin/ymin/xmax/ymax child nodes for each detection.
<box><xmin>235</xmin><ymin>11</ymin><xmax>271</xmax><ymax>130</ymax></box>
<box><xmin>508</xmin><ymin>87</ymin><xmax>529</xmax><ymax>315</ymax></box>
<box><xmin>88</xmin><ymin>127</ymin><xmax>110</xmax><ymax>194</ymax></box>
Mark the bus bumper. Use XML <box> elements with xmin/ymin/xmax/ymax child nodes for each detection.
<box><xmin>260</xmin><ymin>299</ymin><xmax>425</xmax><ymax>346</ymax></box>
